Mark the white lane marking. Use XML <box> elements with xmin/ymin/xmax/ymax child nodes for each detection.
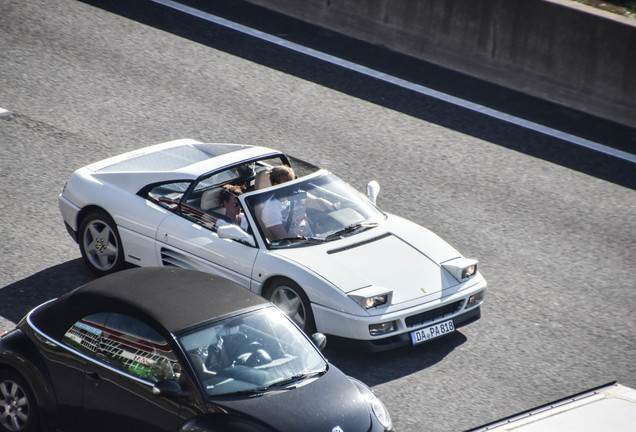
<box><xmin>153</xmin><ymin>0</ymin><xmax>636</xmax><ymax>164</ymax></box>
<box><xmin>0</xmin><ymin>108</ymin><xmax>9</xmax><ymax>116</ymax></box>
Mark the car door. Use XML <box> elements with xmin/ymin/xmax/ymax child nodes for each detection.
<box><xmin>155</xmin><ymin>214</ymin><xmax>259</xmax><ymax>289</ymax></box>
<box><xmin>35</xmin><ymin>315</ymin><xmax>109</xmax><ymax>432</ymax></box>
<box><xmin>80</xmin><ymin>313</ymin><xmax>183</xmax><ymax>432</ymax></box>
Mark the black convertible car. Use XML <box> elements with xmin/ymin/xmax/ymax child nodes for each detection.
<box><xmin>0</xmin><ymin>268</ymin><xmax>393</xmax><ymax>432</ymax></box>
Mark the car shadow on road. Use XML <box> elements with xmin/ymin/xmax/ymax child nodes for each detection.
<box><xmin>2</xmin><ymin>260</ymin><xmax>465</xmax><ymax>387</ymax></box>
<box><xmin>323</xmin><ymin>331</ymin><xmax>468</xmax><ymax>387</ymax></box>
<box><xmin>0</xmin><ymin>259</ymin><xmax>95</xmax><ymax>325</ymax></box>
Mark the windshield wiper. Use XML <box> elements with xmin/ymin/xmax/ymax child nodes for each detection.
<box><xmin>220</xmin><ymin>368</ymin><xmax>327</xmax><ymax>396</ymax></box>
<box><xmin>268</xmin><ymin>367</ymin><xmax>328</xmax><ymax>389</ymax></box>
<box><xmin>324</xmin><ymin>222</ymin><xmax>379</xmax><ymax>241</ymax></box>
<box><xmin>221</xmin><ymin>386</ymin><xmax>269</xmax><ymax>397</ymax></box>
<box><xmin>271</xmin><ymin>236</ymin><xmax>324</xmax><ymax>246</ymax></box>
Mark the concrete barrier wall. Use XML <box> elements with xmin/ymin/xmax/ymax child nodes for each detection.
<box><xmin>245</xmin><ymin>0</ymin><xmax>636</xmax><ymax>128</ymax></box>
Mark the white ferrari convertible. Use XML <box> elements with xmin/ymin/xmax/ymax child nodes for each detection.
<box><xmin>59</xmin><ymin>139</ymin><xmax>486</xmax><ymax>351</ymax></box>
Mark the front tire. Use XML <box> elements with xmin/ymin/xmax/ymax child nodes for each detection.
<box><xmin>79</xmin><ymin>210</ymin><xmax>125</xmax><ymax>276</ymax></box>
<box><xmin>0</xmin><ymin>370</ymin><xmax>38</xmax><ymax>432</ymax></box>
<box><xmin>266</xmin><ymin>279</ymin><xmax>316</xmax><ymax>334</ymax></box>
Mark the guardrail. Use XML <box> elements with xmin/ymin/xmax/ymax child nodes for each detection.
<box><xmin>245</xmin><ymin>0</ymin><xmax>636</xmax><ymax>129</ymax></box>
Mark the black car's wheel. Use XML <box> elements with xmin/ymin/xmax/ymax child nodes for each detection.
<box><xmin>79</xmin><ymin>210</ymin><xmax>125</xmax><ymax>276</ymax></box>
<box><xmin>0</xmin><ymin>370</ymin><xmax>38</xmax><ymax>432</ymax></box>
<box><xmin>266</xmin><ymin>279</ymin><xmax>316</xmax><ymax>334</ymax></box>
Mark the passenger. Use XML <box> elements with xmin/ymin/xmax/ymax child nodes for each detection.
<box><xmin>216</xmin><ymin>184</ymin><xmax>248</xmax><ymax>231</ymax></box>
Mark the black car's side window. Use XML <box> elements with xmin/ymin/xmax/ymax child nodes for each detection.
<box><xmin>98</xmin><ymin>313</ymin><xmax>181</xmax><ymax>383</ymax></box>
<box><xmin>62</xmin><ymin>312</ymin><xmax>109</xmax><ymax>359</ymax></box>
<box><xmin>63</xmin><ymin>313</ymin><xmax>181</xmax><ymax>383</ymax></box>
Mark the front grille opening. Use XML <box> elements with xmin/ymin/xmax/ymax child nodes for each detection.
<box><xmin>405</xmin><ymin>300</ymin><xmax>464</xmax><ymax>328</ymax></box>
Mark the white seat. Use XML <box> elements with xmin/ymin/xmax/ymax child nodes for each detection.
<box><xmin>254</xmin><ymin>169</ymin><xmax>271</xmax><ymax>189</ymax></box>
<box><xmin>200</xmin><ymin>189</ymin><xmax>225</xmax><ymax>215</ymax></box>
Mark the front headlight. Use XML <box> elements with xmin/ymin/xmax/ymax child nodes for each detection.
<box><xmin>462</xmin><ymin>264</ymin><xmax>477</xmax><ymax>279</ymax></box>
<box><xmin>349</xmin><ymin>288</ymin><xmax>392</xmax><ymax>309</ymax></box>
<box><xmin>371</xmin><ymin>396</ymin><xmax>392</xmax><ymax>430</ymax></box>
<box><xmin>442</xmin><ymin>257</ymin><xmax>479</xmax><ymax>283</ymax></box>
<box><xmin>348</xmin><ymin>377</ymin><xmax>393</xmax><ymax>431</ymax></box>
<box><xmin>363</xmin><ymin>294</ymin><xmax>389</xmax><ymax>309</ymax></box>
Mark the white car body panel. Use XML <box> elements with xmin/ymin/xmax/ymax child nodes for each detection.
<box><xmin>117</xmin><ymin>225</ymin><xmax>161</xmax><ymax>268</ymax></box>
<box><xmin>155</xmin><ymin>214</ymin><xmax>259</xmax><ymax>288</ymax></box>
<box><xmin>84</xmin><ymin>139</ymin><xmax>279</xmax><ymax>187</ymax></box>
<box><xmin>59</xmin><ymin>139</ymin><xmax>487</xmax><ymax>349</ymax></box>
<box><xmin>272</xmin><ymin>215</ymin><xmax>461</xmax><ymax>300</ymax></box>
<box><xmin>58</xmin><ymin>194</ymin><xmax>81</xmax><ymax>232</ymax></box>
<box><xmin>311</xmin><ymin>278</ymin><xmax>484</xmax><ymax>340</ymax></box>
<box><xmin>251</xmin><ymin>248</ymin><xmax>362</xmax><ymax>314</ymax></box>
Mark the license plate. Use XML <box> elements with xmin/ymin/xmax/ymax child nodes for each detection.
<box><xmin>410</xmin><ymin>319</ymin><xmax>455</xmax><ymax>345</ymax></box>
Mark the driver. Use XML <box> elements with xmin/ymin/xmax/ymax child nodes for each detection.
<box><xmin>260</xmin><ymin>166</ymin><xmax>331</xmax><ymax>240</ymax></box>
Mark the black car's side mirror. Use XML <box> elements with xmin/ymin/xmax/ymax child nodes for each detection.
<box><xmin>152</xmin><ymin>379</ymin><xmax>190</xmax><ymax>399</ymax></box>
<box><xmin>311</xmin><ymin>333</ymin><xmax>327</xmax><ymax>351</ymax></box>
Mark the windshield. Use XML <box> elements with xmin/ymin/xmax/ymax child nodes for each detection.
<box><xmin>178</xmin><ymin>307</ymin><xmax>326</xmax><ymax>397</ymax></box>
<box><xmin>244</xmin><ymin>172</ymin><xmax>386</xmax><ymax>248</ymax></box>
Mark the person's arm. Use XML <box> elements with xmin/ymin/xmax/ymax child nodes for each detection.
<box><xmin>267</xmin><ymin>224</ymin><xmax>288</xmax><ymax>240</ymax></box>
<box><xmin>305</xmin><ymin>193</ymin><xmax>334</xmax><ymax>211</ymax></box>
<box><xmin>260</xmin><ymin>198</ymin><xmax>288</xmax><ymax>240</ymax></box>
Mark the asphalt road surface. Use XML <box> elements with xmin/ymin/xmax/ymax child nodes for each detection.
<box><xmin>1</xmin><ymin>1</ymin><xmax>635</xmax><ymax>431</ymax></box>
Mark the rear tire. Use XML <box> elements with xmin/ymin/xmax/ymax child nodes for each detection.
<box><xmin>79</xmin><ymin>210</ymin><xmax>125</xmax><ymax>276</ymax></box>
<box><xmin>0</xmin><ymin>370</ymin><xmax>39</xmax><ymax>432</ymax></box>
<box><xmin>265</xmin><ymin>279</ymin><xmax>316</xmax><ymax>334</ymax></box>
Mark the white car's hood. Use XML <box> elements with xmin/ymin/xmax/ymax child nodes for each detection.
<box><xmin>274</xmin><ymin>215</ymin><xmax>463</xmax><ymax>304</ymax></box>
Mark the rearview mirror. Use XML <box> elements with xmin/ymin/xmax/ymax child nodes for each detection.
<box><xmin>217</xmin><ymin>225</ymin><xmax>256</xmax><ymax>247</ymax></box>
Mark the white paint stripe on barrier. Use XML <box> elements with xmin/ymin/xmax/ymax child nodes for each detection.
<box><xmin>152</xmin><ymin>0</ymin><xmax>636</xmax><ymax>164</ymax></box>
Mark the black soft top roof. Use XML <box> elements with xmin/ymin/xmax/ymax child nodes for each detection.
<box><xmin>29</xmin><ymin>267</ymin><xmax>268</xmax><ymax>340</ymax></box>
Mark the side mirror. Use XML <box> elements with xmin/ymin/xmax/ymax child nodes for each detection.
<box><xmin>152</xmin><ymin>379</ymin><xmax>190</xmax><ymax>399</ymax></box>
<box><xmin>217</xmin><ymin>225</ymin><xmax>257</xmax><ymax>247</ymax></box>
<box><xmin>311</xmin><ymin>333</ymin><xmax>327</xmax><ymax>351</ymax></box>
<box><xmin>367</xmin><ymin>180</ymin><xmax>380</xmax><ymax>205</ymax></box>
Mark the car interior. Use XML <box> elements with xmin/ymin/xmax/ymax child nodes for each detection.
<box><xmin>181</xmin><ymin>310</ymin><xmax>324</xmax><ymax>396</ymax></box>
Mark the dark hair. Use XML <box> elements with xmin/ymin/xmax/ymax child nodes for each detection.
<box><xmin>218</xmin><ymin>184</ymin><xmax>245</xmax><ymax>205</ymax></box>
<box><xmin>269</xmin><ymin>165</ymin><xmax>295</xmax><ymax>185</ymax></box>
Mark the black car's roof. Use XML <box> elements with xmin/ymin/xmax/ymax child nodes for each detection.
<box><xmin>29</xmin><ymin>267</ymin><xmax>268</xmax><ymax>340</ymax></box>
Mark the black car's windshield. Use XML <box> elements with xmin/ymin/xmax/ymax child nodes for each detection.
<box><xmin>178</xmin><ymin>307</ymin><xmax>326</xmax><ymax>397</ymax></box>
<box><xmin>244</xmin><ymin>172</ymin><xmax>386</xmax><ymax>248</ymax></box>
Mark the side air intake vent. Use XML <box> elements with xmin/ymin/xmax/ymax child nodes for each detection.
<box><xmin>160</xmin><ymin>248</ymin><xmax>197</xmax><ymax>270</ymax></box>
